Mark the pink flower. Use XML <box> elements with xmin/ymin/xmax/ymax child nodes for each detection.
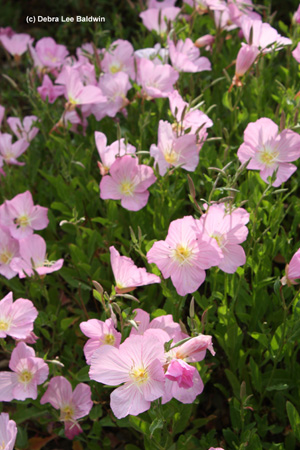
<box><xmin>91</xmin><ymin>72</ymin><xmax>131</xmax><ymax>121</ymax></box>
<box><xmin>293</xmin><ymin>4</ymin><xmax>300</xmax><ymax>24</ymax></box>
<box><xmin>235</xmin><ymin>44</ymin><xmax>259</xmax><ymax>78</ymax></box>
<box><xmin>110</xmin><ymin>246</ymin><xmax>160</xmax><ymax>293</ymax></box>
<box><xmin>150</xmin><ymin>120</ymin><xmax>200</xmax><ymax>176</ymax></box>
<box><xmin>169</xmin><ymin>90</ymin><xmax>213</xmax><ymax>142</ymax></box>
<box><xmin>0</xmin><ymin>342</ymin><xmax>49</xmax><ymax>401</ymax></box>
<box><xmin>140</xmin><ymin>7</ymin><xmax>180</xmax><ymax>34</ymax></box>
<box><xmin>0</xmin><ymin>413</ymin><xmax>17</xmax><ymax>450</ymax></box>
<box><xmin>162</xmin><ymin>334</ymin><xmax>215</xmax><ymax>404</ymax></box>
<box><xmin>7</xmin><ymin>116</ymin><xmax>39</xmax><ymax>142</ymax></box>
<box><xmin>147</xmin><ymin>216</ymin><xmax>222</xmax><ymax>296</ymax></box>
<box><xmin>100</xmin><ymin>155</ymin><xmax>156</xmax><ymax>211</ymax></box>
<box><xmin>130</xmin><ymin>308</ymin><xmax>187</xmax><ymax>342</ymax></box>
<box><xmin>281</xmin><ymin>248</ymin><xmax>300</xmax><ymax>286</ymax></box>
<box><xmin>148</xmin><ymin>0</ymin><xmax>177</xmax><ymax>7</ymax></box>
<box><xmin>137</xmin><ymin>58</ymin><xmax>179</xmax><ymax>98</ymax></box>
<box><xmin>37</xmin><ymin>74</ymin><xmax>65</xmax><ymax>103</ymax></box>
<box><xmin>241</xmin><ymin>17</ymin><xmax>292</xmax><ymax>52</ymax></box>
<box><xmin>40</xmin><ymin>376</ymin><xmax>93</xmax><ymax>439</ymax></box>
<box><xmin>102</xmin><ymin>39</ymin><xmax>135</xmax><ymax>79</ymax></box>
<box><xmin>197</xmin><ymin>204</ymin><xmax>249</xmax><ymax>273</ymax></box>
<box><xmin>292</xmin><ymin>43</ymin><xmax>300</xmax><ymax>63</ymax></box>
<box><xmin>0</xmin><ymin>191</ymin><xmax>48</xmax><ymax>239</ymax></box>
<box><xmin>0</xmin><ymin>133</ymin><xmax>29</xmax><ymax>165</ymax></box>
<box><xmin>165</xmin><ymin>359</ymin><xmax>195</xmax><ymax>388</ymax></box>
<box><xmin>35</xmin><ymin>37</ymin><xmax>68</xmax><ymax>69</ymax></box>
<box><xmin>58</xmin><ymin>66</ymin><xmax>106</xmax><ymax>106</ymax></box>
<box><xmin>195</xmin><ymin>34</ymin><xmax>215</xmax><ymax>50</ymax></box>
<box><xmin>237</xmin><ymin>118</ymin><xmax>300</xmax><ymax>187</ymax></box>
<box><xmin>95</xmin><ymin>132</ymin><xmax>136</xmax><ymax>175</ymax></box>
<box><xmin>10</xmin><ymin>234</ymin><xmax>64</xmax><ymax>278</ymax></box>
<box><xmin>89</xmin><ymin>333</ymin><xmax>165</xmax><ymax>419</ymax></box>
<box><xmin>0</xmin><ymin>33</ymin><xmax>33</xmax><ymax>56</ymax></box>
<box><xmin>0</xmin><ymin>292</ymin><xmax>38</xmax><ymax>340</ymax></box>
<box><xmin>80</xmin><ymin>318</ymin><xmax>121</xmax><ymax>364</ymax></box>
<box><xmin>0</xmin><ymin>227</ymin><xmax>19</xmax><ymax>279</ymax></box>
<box><xmin>168</xmin><ymin>38</ymin><xmax>211</xmax><ymax>73</ymax></box>
<box><xmin>209</xmin><ymin>448</ymin><xmax>224</xmax><ymax>450</ymax></box>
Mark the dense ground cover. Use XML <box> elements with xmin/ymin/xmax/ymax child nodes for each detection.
<box><xmin>0</xmin><ymin>1</ymin><xmax>300</xmax><ymax>449</ymax></box>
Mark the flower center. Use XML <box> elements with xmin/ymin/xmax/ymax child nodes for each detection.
<box><xmin>110</xmin><ymin>63</ymin><xmax>122</xmax><ymax>74</ymax></box>
<box><xmin>103</xmin><ymin>334</ymin><xmax>115</xmax><ymax>345</ymax></box>
<box><xmin>0</xmin><ymin>250</ymin><xmax>13</xmax><ymax>265</ymax></box>
<box><xmin>19</xmin><ymin>370</ymin><xmax>33</xmax><ymax>384</ymax></box>
<box><xmin>259</xmin><ymin>148</ymin><xmax>279</xmax><ymax>166</ymax></box>
<box><xmin>120</xmin><ymin>180</ymin><xmax>135</xmax><ymax>196</ymax></box>
<box><xmin>0</xmin><ymin>320</ymin><xmax>9</xmax><ymax>331</ymax></box>
<box><xmin>172</xmin><ymin>244</ymin><xmax>192</xmax><ymax>264</ymax></box>
<box><xmin>0</xmin><ymin>441</ymin><xmax>6</xmax><ymax>450</ymax></box>
<box><xmin>130</xmin><ymin>366</ymin><xmax>149</xmax><ymax>384</ymax></box>
<box><xmin>211</xmin><ymin>233</ymin><xmax>224</xmax><ymax>248</ymax></box>
<box><xmin>15</xmin><ymin>215</ymin><xmax>30</xmax><ymax>228</ymax></box>
<box><xmin>61</xmin><ymin>405</ymin><xmax>74</xmax><ymax>422</ymax></box>
<box><xmin>164</xmin><ymin>149</ymin><xmax>178</xmax><ymax>165</ymax></box>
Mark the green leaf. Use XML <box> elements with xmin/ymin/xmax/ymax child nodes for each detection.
<box><xmin>149</xmin><ymin>418</ymin><xmax>164</xmax><ymax>438</ymax></box>
<box><xmin>286</xmin><ymin>401</ymin><xmax>300</xmax><ymax>441</ymax></box>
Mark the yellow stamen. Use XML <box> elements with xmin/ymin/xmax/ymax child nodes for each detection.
<box><xmin>15</xmin><ymin>215</ymin><xmax>30</xmax><ymax>228</ymax></box>
<box><xmin>173</xmin><ymin>244</ymin><xmax>192</xmax><ymax>264</ymax></box>
<box><xmin>19</xmin><ymin>370</ymin><xmax>33</xmax><ymax>384</ymax></box>
<box><xmin>61</xmin><ymin>406</ymin><xmax>74</xmax><ymax>422</ymax></box>
<box><xmin>0</xmin><ymin>251</ymin><xmax>13</xmax><ymax>265</ymax></box>
<box><xmin>120</xmin><ymin>181</ymin><xmax>135</xmax><ymax>196</ymax></box>
<box><xmin>103</xmin><ymin>334</ymin><xmax>115</xmax><ymax>345</ymax></box>
<box><xmin>0</xmin><ymin>320</ymin><xmax>9</xmax><ymax>331</ymax></box>
<box><xmin>130</xmin><ymin>366</ymin><xmax>149</xmax><ymax>384</ymax></box>
<box><xmin>164</xmin><ymin>149</ymin><xmax>178</xmax><ymax>165</ymax></box>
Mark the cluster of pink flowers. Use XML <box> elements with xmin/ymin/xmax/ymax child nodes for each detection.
<box><xmin>83</xmin><ymin>308</ymin><xmax>214</xmax><ymax>418</ymax></box>
<box><xmin>0</xmin><ymin>191</ymin><xmax>63</xmax><ymax>279</ymax></box>
<box><xmin>147</xmin><ymin>209</ymin><xmax>249</xmax><ymax>296</ymax></box>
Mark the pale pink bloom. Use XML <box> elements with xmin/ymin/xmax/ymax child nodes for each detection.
<box><xmin>150</xmin><ymin>120</ymin><xmax>199</xmax><ymax>176</ymax></box>
<box><xmin>197</xmin><ymin>204</ymin><xmax>249</xmax><ymax>273</ymax></box>
<box><xmin>110</xmin><ymin>246</ymin><xmax>160</xmax><ymax>293</ymax></box>
<box><xmin>0</xmin><ymin>33</ymin><xmax>33</xmax><ymax>56</ymax></box>
<box><xmin>89</xmin><ymin>333</ymin><xmax>165</xmax><ymax>418</ymax></box>
<box><xmin>162</xmin><ymin>334</ymin><xmax>215</xmax><ymax>404</ymax></box>
<box><xmin>0</xmin><ymin>413</ymin><xmax>17</xmax><ymax>450</ymax></box>
<box><xmin>130</xmin><ymin>308</ymin><xmax>187</xmax><ymax>342</ymax></box>
<box><xmin>293</xmin><ymin>4</ymin><xmax>300</xmax><ymax>24</ymax></box>
<box><xmin>140</xmin><ymin>7</ymin><xmax>180</xmax><ymax>34</ymax></box>
<box><xmin>281</xmin><ymin>248</ymin><xmax>300</xmax><ymax>286</ymax></box>
<box><xmin>0</xmin><ymin>191</ymin><xmax>48</xmax><ymax>239</ymax></box>
<box><xmin>35</xmin><ymin>37</ymin><xmax>68</xmax><ymax>69</ymax></box>
<box><xmin>7</xmin><ymin>116</ymin><xmax>39</xmax><ymax>142</ymax></box>
<box><xmin>137</xmin><ymin>58</ymin><xmax>179</xmax><ymax>98</ymax></box>
<box><xmin>62</xmin><ymin>109</ymin><xmax>88</xmax><ymax>134</ymax></box>
<box><xmin>195</xmin><ymin>34</ymin><xmax>215</xmax><ymax>50</ymax></box>
<box><xmin>0</xmin><ymin>105</ymin><xmax>4</xmax><ymax>128</ymax></box>
<box><xmin>100</xmin><ymin>155</ymin><xmax>156</xmax><ymax>211</ymax></box>
<box><xmin>292</xmin><ymin>42</ymin><xmax>300</xmax><ymax>63</ymax></box>
<box><xmin>241</xmin><ymin>17</ymin><xmax>292</xmax><ymax>52</ymax></box>
<box><xmin>91</xmin><ymin>72</ymin><xmax>131</xmax><ymax>121</ymax></box>
<box><xmin>147</xmin><ymin>216</ymin><xmax>222</xmax><ymax>296</ymax></box>
<box><xmin>10</xmin><ymin>234</ymin><xmax>64</xmax><ymax>278</ymax></box>
<box><xmin>169</xmin><ymin>90</ymin><xmax>213</xmax><ymax>141</ymax></box>
<box><xmin>80</xmin><ymin>318</ymin><xmax>121</xmax><ymax>364</ymax></box>
<box><xmin>0</xmin><ymin>292</ymin><xmax>38</xmax><ymax>339</ymax></box>
<box><xmin>135</xmin><ymin>43</ymin><xmax>169</xmax><ymax>65</ymax></box>
<box><xmin>58</xmin><ymin>66</ymin><xmax>106</xmax><ymax>106</ymax></box>
<box><xmin>37</xmin><ymin>74</ymin><xmax>65</xmax><ymax>103</ymax></box>
<box><xmin>0</xmin><ymin>342</ymin><xmax>49</xmax><ymax>401</ymax></box>
<box><xmin>237</xmin><ymin>118</ymin><xmax>300</xmax><ymax>187</ymax></box>
<box><xmin>168</xmin><ymin>38</ymin><xmax>211</xmax><ymax>73</ymax></box>
<box><xmin>227</xmin><ymin>0</ymin><xmax>260</xmax><ymax>28</ymax></box>
<box><xmin>0</xmin><ymin>133</ymin><xmax>29</xmax><ymax>165</ymax></box>
<box><xmin>209</xmin><ymin>448</ymin><xmax>224</xmax><ymax>450</ymax></box>
<box><xmin>148</xmin><ymin>0</ymin><xmax>176</xmax><ymax>7</ymax></box>
<box><xmin>102</xmin><ymin>39</ymin><xmax>135</xmax><ymax>79</ymax></box>
<box><xmin>235</xmin><ymin>44</ymin><xmax>259</xmax><ymax>77</ymax></box>
<box><xmin>95</xmin><ymin>132</ymin><xmax>136</xmax><ymax>175</ymax></box>
<box><xmin>40</xmin><ymin>376</ymin><xmax>93</xmax><ymax>439</ymax></box>
<box><xmin>0</xmin><ymin>227</ymin><xmax>19</xmax><ymax>279</ymax></box>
